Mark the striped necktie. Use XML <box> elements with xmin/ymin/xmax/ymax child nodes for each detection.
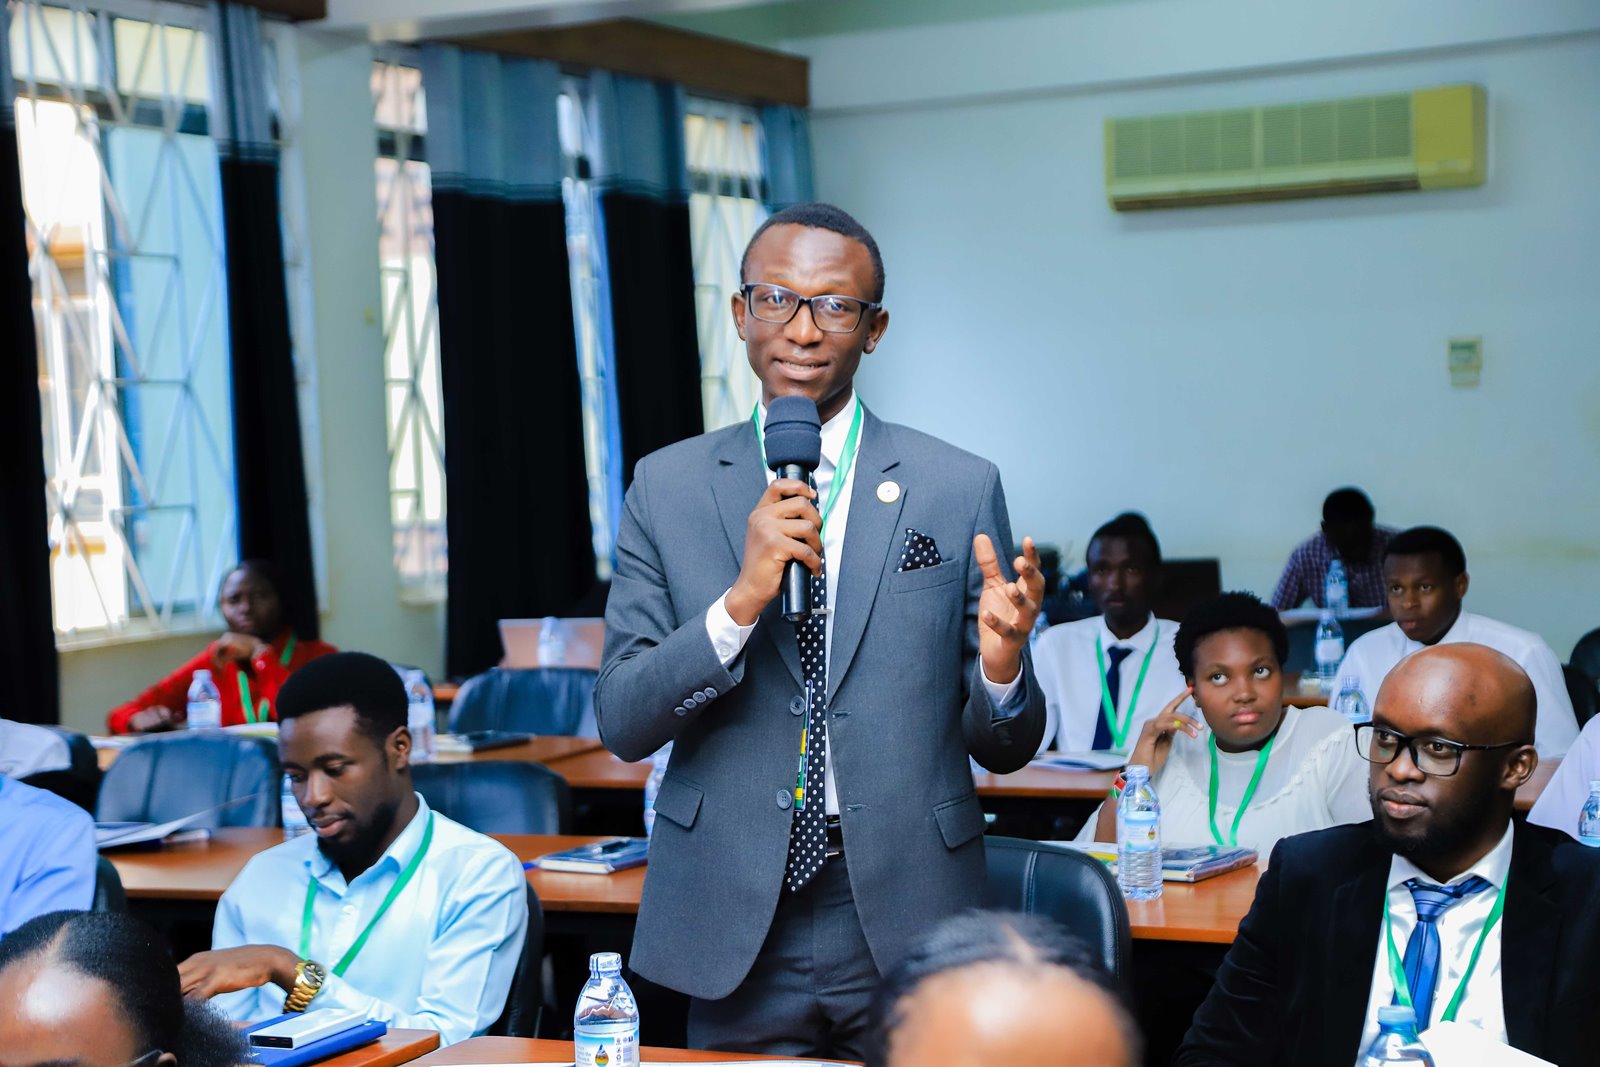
<box><xmin>1394</xmin><ymin>875</ymin><xmax>1491</xmax><ymax>1025</ymax></box>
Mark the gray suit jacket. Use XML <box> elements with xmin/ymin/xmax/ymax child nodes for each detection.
<box><xmin>595</xmin><ymin>407</ymin><xmax>1047</xmax><ymax>999</ymax></box>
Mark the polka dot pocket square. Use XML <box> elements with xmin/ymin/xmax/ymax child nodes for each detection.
<box><xmin>897</xmin><ymin>528</ymin><xmax>943</xmax><ymax>572</ymax></box>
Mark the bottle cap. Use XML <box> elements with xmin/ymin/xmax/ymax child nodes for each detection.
<box><xmin>193</xmin><ymin>669</ymin><xmax>212</xmax><ymax>680</ymax></box>
<box><xmin>1376</xmin><ymin>1005</ymin><xmax>1416</xmax><ymax>1027</ymax></box>
<box><xmin>589</xmin><ymin>951</ymin><xmax>623</xmax><ymax>974</ymax></box>
<box><xmin>1589</xmin><ymin>780</ymin><xmax>1600</xmax><ymax>793</ymax></box>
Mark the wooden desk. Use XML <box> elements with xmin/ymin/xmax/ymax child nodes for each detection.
<box><xmin>1125</xmin><ymin>866</ymin><xmax>1257</xmax><ymax>944</ymax></box>
<box><xmin>318</xmin><ymin>1030</ymin><xmax>440</xmax><ymax>1067</ymax></box>
<box><xmin>543</xmin><ymin>747</ymin><xmax>652</xmax><ymax>788</ymax></box>
<box><xmin>416</xmin><ymin>1036</ymin><xmax>851</xmax><ymax>1064</ymax></box>
<box><xmin>431</xmin><ymin>735</ymin><xmax>605</xmax><ymax>765</ymax></box>
<box><xmin>433</xmin><ymin>682</ymin><xmax>460</xmax><ymax>705</ymax></box>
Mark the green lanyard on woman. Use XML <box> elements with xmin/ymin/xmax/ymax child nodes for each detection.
<box><xmin>238</xmin><ymin>632</ymin><xmax>297</xmax><ymax>725</ymax></box>
<box><xmin>1206</xmin><ymin>732</ymin><xmax>1276</xmax><ymax>848</ymax></box>
<box><xmin>300</xmin><ymin>811</ymin><xmax>435</xmax><ymax>976</ymax></box>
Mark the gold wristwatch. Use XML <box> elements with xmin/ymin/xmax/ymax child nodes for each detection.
<box><xmin>283</xmin><ymin>959</ymin><xmax>327</xmax><ymax>1012</ymax></box>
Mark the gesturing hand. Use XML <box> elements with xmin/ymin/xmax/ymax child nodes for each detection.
<box><xmin>1126</xmin><ymin>688</ymin><xmax>1200</xmax><ymax>779</ymax></box>
<box><xmin>214</xmin><ymin>632</ymin><xmax>269</xmax><ymax>667</ymax></box>
<box><xmin>725</xmin><ymin>479</ymin><xmax>822</xmax><ymax>626</ymax></box>
<box><xmin>974</xmin><ymin>534</ymin><xmax>1044</xmax><ymax>685</ymax></box>
<box><xmin>178</xmin><ymin>945</ymin><xmax>300</xmax><ymax>1000</ymax></box>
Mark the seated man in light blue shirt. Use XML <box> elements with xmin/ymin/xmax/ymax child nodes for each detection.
<box><xmin>177</xmin><ymin>652</ymin><xmax>528</xmax><ymax>1045</ymax></box>
<box><xmin>0</xmin><ymin>774</ymin><xmax>96</xmax><ymax>936</ymax></box>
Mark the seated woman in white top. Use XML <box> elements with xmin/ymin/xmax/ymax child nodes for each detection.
<box><xmin>1081</xmin><ymin>592</ymin><xmax>1369</xmax><ymax>857</ymax></box>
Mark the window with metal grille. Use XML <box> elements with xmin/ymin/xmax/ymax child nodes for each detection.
<box><xmin>13</xmin><ymin>0</ymin><xmax>237</xmax><ymax>638</ymax></box>
<box><xmin>685</xmin><ymin>97</ymin><xmax>766</xmax><ymax>432</ymax></box>
<box><xmin>372</xmin><ymin>54</ymin><xmax>445</xmax><ymax>599</ymax></box>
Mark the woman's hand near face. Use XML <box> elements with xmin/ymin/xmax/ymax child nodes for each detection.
<box><xmin>1126</xmin><ymin>688</ymin><xmax>1200</xmax><ymax>780</ymax></box>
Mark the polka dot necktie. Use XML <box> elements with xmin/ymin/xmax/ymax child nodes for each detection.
<box><xmin>784</xmin><ymin>561</ymin><xmax>829</xmax><ymax>893</ymax></box>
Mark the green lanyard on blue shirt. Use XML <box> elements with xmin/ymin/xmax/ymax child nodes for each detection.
<box><xmin>299</xmin><ymin>811</ymin><xmax>434</xmax><ymax>976</ymax></box>
<box><xmin>751</xmin><ymin>398</ymin><xmax>864</xmax><ymax>541</ymax></box>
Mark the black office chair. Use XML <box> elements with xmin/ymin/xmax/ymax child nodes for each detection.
<box><xmin>1564</xmin><ymin>663</ymin><xmax>1598</xmax><ymax>730</ymax></box>
<box><xmin>92</xmin><ymin>857</ymin><xmax>127</xmax><ymax>913</ymax></box>
<box><xmin>983</xmin><ymin>836</ymin><xmax>1133</xmax><ymax>986</ymax></box>
<box><xmin>411</xmin><ymin>761</ymin><xmax>571</xmax><ymax>835</ymax></box>
<box><xmin>1571</xmin><ymin>629</ymin><xmax>1600</xmax><ymax>689</ymax></box>
<box><xmin>97</xmin><ymin>732</ymin><xmax>281</xmax><ymax>828</ymax></box>
<box><xmin>489</xmin><ymin>884</ymin><xmax>546</xmax><ymax>1037</ymax></box>
<box><xmin>447</xmin><ymin>667</ymin><xmax>598</xmax><ymax>737</ymax></box>
<box><xmin>20</xmin><ymin>726</ymin><xmax>101</xmax><ymax>814</ymax></box>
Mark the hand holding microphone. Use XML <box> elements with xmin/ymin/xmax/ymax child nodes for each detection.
<box><xmin>725</xmin><ymin>397</ymin><xmax>824</xmax><ymax>627</ymax></box>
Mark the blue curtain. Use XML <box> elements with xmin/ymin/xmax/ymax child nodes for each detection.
<box><xmin>588</xmin><ymin>73</ymin><xmax>705</xmax><ymax>485</ymax></box>
<box><xmin>760</xmin><ymin>105</ymin><xmax>814</xmax><ymax>209</ymax></box>
<box><xmin>0</xmin><ymin>10</ymin><xmax>58</xmax><ymax>723</ymax></box>
<box><xmin>209</xmin><ymin>3</ymin><xmax>320</xmax><ymax>639</ymax></box>
<box><xmin>421</xmin><ymin>46</ymin><xmax>595</xmax><ymax>679</ymax></box>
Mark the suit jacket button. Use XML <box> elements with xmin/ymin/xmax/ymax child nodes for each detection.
<box><xmin>789</xmin><ymin>695</ymin><xmax>806</xmax><ymax>716</ymax></box>
<box><xmin>704</xmin><ymin>687</ymin><xmax>718</xmax><ymax>698</ymax></box>
<box><xmin>673</xmin><ymin>704</ymin><xmax>688</xmax><ymax>716</ymax></box>
<box><xmin>776</xmin><ymin>789</ymin><xmax>793</xmax><ymax>811</ymax></box>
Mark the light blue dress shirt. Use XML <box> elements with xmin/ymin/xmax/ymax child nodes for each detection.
<box><xmin>0</xmin><ymin>775</ymin><xmax>96</xmax><ymax>936</ymax></box>
<box><xmin>209</xmin><ymin>793</ymin><xmax>528</xmax><ymax>1045</ymax></box>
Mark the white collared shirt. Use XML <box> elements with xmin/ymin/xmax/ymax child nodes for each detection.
<box><xmin>1356</xmin><ymin>821</ymin><xmax>1515</xmax><ymax>1057</ymax></box>
<box><xmin>1529</xmin><ymin>712</ymin><xmax>1600</xmax><ymax>838</ymax></box>
<box><xmin>705</xmin><ymin>391</ymin><xmax>1018</xmax><ymax>815</ymax></box>
<box><xmin>210</xmin><ymin>794</ymin><xmax>528</xmax><ymax>1045</ymax></box>
<box><xmin>1032</xmin><ymin>614</ymin><xmax>1186</xmax><ymax>755</ymax></box>
<box><xmin>0</xmin><ymin>718</ymin><xmax>71</xmax><ymax>779</ymax></box>
<box><xmin>1339</xmin><ymin>611</ymin><xmax>1577</xmax><ymax>757</ymax></box>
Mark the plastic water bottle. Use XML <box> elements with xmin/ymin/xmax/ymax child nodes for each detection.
<box><xmin>1314</xmin><ymin>609</ymin><xmax>1345</xmax><ymax>694</ymax></box>
<box><xmin>1360</xmin><ymin>1005</ymin><xmax>1435</xmax><ymax>1065</ymax></box>
<box><xmin>1117</xmin><ymin>764</ymin><xmax>1162</xmax><ymax>901</ymax></box>
<box><xmin>642</xmin><ymin>741</ymin><xmax>672</xmax><ymax>839</ymax></box>
<box><xmin>404</xmin><ymin>669</ymin><xmax>435</xmax><ymax>761</ymax></box>
<box><xmin>186</xmin><ymin>669</ymin><xmax>222</xmax><ymax>730</ymax></box>
<box><xmin>1325</xmin><ymin>558</ymin><xmax>1349</xmax><ymax>615</ymax></box>
<box><xmin>574</xmin><ymin>951</ymin><xmax>639</xmax><ymax>1067</ymax></box>
<box><xmin>1334</xmin><ymin>676</ymin><xmax>1370</xmax><ymax>724</ymax></box>
<box><xmin>281</xmin><ymin>775</ymin><xmax>311</xmax><ymax>836</ymax></box>
<box><xmin>1579</xmin><ymin>781</ymin><xmax>1600</xmax><ymax>847</ymax></box>
<box><xmin>538</xmin><ymin>617</ymin><xmax>567</xmax><ymax>666</ymax></box>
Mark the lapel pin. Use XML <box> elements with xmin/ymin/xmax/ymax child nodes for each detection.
<box><xmin>877</xmin><ymin>480</ymin><xmax>901</xmax><ymax>504</ymax></box>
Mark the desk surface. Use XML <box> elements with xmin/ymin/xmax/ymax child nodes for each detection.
<box><xmin>415</xmin><ymin>1036</ymin><xmax>851</xmax><ymax>1064</ymax></box>
<box><xmin>432</xmin><ymin>735</ymin><xmax>604</xmax><ymax>765</ymax></box>
<box><xmin>317</xmin><ymin>1030</ymin><xmax>440</xmax><ymax>1067</ymax></box>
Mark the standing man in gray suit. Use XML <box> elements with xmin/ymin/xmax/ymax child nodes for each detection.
<box><xmin>596</xmin><ymin>203</ymin><xmax>1047</xmax><ymax>1057</ymax></box>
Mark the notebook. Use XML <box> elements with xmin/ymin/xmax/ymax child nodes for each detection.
<box><xmin>1055</xmin><ymin>841</ymin><xmax>1258</xmax><ymax>882</ymax></box>
<box><xmin>242</xmin><ymin>1014</ymin><xmax>386</xmax><ymax>1066</ymax></box>
<box><xmin>531</xmin><ymin>837</ymin><xmax>650</xmax><ymax>874</ymax></box>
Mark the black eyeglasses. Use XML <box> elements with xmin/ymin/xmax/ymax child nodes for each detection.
<box><xmin>1353</xmin><ymin>724</ymin><xmax>1528</xmax><ymax>778</ymax></box>
<box><xmin>740</xmin><ymin>283</ymin><xmax>881</xmax><ymax>334</ymax></box>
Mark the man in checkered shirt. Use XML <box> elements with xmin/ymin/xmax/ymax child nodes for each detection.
<box><xmin>1270</xmin><ymin>488</ymin><xmax>1396</xmax><ymax>610</ymax></box>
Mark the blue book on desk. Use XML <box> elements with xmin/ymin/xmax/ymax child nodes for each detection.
<box><xmin>242</xmin><ymin>1014</ymin><xmax>386</xmax><ymax>1066</ymax></box>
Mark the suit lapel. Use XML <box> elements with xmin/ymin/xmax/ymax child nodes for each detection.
<box><xmin>712</xmin><ymin>424</ymin><xmax>803</xmax><ymax>688</ymax></box>
<box><xmin>1501</xmin><ymin>823</ymin><xmax>1559</xmax><ymax>1055</ymax></box>
<box><xmin>1323</xmin><ymin>849</ymin><xmax>1390</xmax><ymax>1059</ymax></box>
<box><xmin>827</xmin><ymin>409</ymin><xmax>901</xmax><ymax>699</ymax></box>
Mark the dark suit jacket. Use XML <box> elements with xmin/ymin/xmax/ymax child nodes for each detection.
<box><xmin>594</xmin><ymin>407</ymin><xmax>1047</xmax><ymax>999</ymax></box>
<box><xmin>1177</xmin><ymin>820</ymin><xmax>1600</xmax><ymax>1066</ymax></box>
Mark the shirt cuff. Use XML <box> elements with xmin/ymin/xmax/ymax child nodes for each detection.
<box><xmin>981</xmin><ymin>663</ymin><xmax>1025</xmax><ymax>712</ymax></box>
<box><xmin>705</xmin><ymin>590</ymin><xmax>757</xmax><ymax>667</ymax></box>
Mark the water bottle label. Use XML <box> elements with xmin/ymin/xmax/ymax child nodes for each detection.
<box><xmin>575</xmin><ymin>1024</ymin><xmax>639</xmax><ymax>1067</ymax></box>
<box><xmin>1119</xmin><ymin>811</ymin><xmax>1159</xmax><ymax>850</ymax></box>
<box><xmin>1315</xmin><ymin>639</ymin><xmax>1344</xmax><ymax>663</ymax></box>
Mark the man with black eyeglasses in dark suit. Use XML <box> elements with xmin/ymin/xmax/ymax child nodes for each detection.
<box><xmin>1178</xmin><ymin>642</ymin><xmax>1600</xmax><ymax>1066</ymax></box>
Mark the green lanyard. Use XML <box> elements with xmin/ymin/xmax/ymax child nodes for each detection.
<box><xmin>299</xmin><ymin>811</ymin><xmax>434</xmax><ymax>976</ymax></box>
<box><xmin>1094</xmin><ymin>625</ymin><xmax>1158</xmax><ymax>751</ymax></box>
<box><xmin>238</xmin><ymin>632</ymin><xmax>297</xmax><ymax>725</ymax></box>
<box><xmin>751</xmin><ymin>398</ymin><xmax>865</xmax><ymax>541</ymax></box>
<box><xmin>1384</xmin><ymin>873</ymin><xmax>1507</xmax><ymax>1025</ymax></box>
<box><xmin>1206</xmin><ymin>732</ymin><xmax>1276</xmax><ymax>848</ymax></box>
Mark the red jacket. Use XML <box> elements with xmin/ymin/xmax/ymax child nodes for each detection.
<box><xmin>107</xmin><ymin>629</ymin><xmax>338</xmax><ymax>734</ymax></box>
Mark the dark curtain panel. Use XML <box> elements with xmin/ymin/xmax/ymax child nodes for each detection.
<box><xmin>760</xmin><ymin>104</ymin><xmax>815</xmax><ymax>211</ymax></box>
<box><xmin>212</xmin><ymin>6</ymin><xmax>319</xmax><ymax>638</ymax></box>
<box><xmin>0</xmin><ymin>22</ymin><xmax>60</xmax><ymax>725</ymax></box>
<box><xmin>421</xmin><ymin>47</ymin><xmax>595</xmax><ymax>679</ymax></box>
<box><xmin>591</xmin><ymin>74</ymin><xmax>704</xmax><ymax>484</ymax></box>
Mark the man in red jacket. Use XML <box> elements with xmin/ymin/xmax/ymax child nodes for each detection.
<box><xmin>107</xmin><ymin>560</ymin><xmax>336</xmax><ymax>733</ymax></box>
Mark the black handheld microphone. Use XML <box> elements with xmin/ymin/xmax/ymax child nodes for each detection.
<box><xmin>763</xmin><ymin>396</ymin><xmax>823</xmax><ymax>623</ymax></box>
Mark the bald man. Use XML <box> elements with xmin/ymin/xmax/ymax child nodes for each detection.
<box><xmin>1177</xmin><ymin>643</ymin><xmax>1600</xmax><ymax>1066</ymax></box>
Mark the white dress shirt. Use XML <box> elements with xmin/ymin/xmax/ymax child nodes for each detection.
<box><xmin>210</xmin><ymin>794</ymin><xmax>528</xmax><ymax>1045</ymax></box>
<box><xmin>1356</xmin><ymin>821</ymin><xmax>1514</xmax><ymax>1056</ymax></box>
<box><xmin>1072</xmin><ymin>705</ymin><xmax>1370</xmax><ymax>857</ymax></box>
<box><xmin>1032</xmin><ymin>614</ymin><xmax>1185</xmax><ymax>755</ymax></box>
<box><xmin>0</xmin><ymin>718</ymin><xmax>71</xmax><ymax>778</ymax></box>
<box><xmin>706</xmin><ymin>392</ymin><xmax>1020</xmax><ymax>816</ymax></box>
<box><xmin>1339</xmin><ymin>611</ymin><xmax>1577</xmax><ymax>757</ymax></box>
<box><xmin>1529</xmin><ymin>711</ymin><xmax>1600</xmax><ymax>839</ymax></box>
